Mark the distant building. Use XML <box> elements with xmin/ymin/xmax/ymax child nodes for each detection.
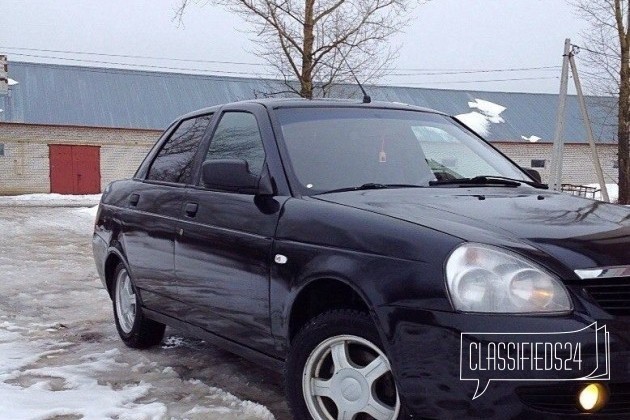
<box><xmin>0</xmin><ymin>61</ymin><xmax>619</xmax><ymax>195</ymax></box>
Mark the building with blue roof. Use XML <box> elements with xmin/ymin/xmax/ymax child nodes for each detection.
<box><xmin>0</xmin><ymin>60</ymin><xmax>620</xmax><ymax>195</ymax></box>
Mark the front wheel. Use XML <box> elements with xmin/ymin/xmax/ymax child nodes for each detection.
<box><xmin>112</xmin><ymin>262</ymin><xmax>165</xmax><ymax>348</ymax></box>
<box><xmin>286</xmin><ymin>310</ymin><xmax>402</xmax><ymax>420</ymax></box>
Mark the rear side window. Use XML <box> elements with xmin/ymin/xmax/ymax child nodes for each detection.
<box><xmin>204</xmin><ymin>112</ymin><xmax>266</xmax><ymax>177</ymax></box>
<box><xmin>147</xmin><ymin>114</ymin><xmax>213</xmax><ymax>184</ymax></box>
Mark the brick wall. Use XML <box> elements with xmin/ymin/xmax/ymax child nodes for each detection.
<box><xmin>494</xmin><ymin>142</ymin><xmax>619</xmax><ymax>185</ymax></box>
<box><xmin>100</xmin><ymin>144</ymin><xmax>153</xmax><ymax>190</ymax></box>
<box><xmin>0</xmin><ymin>123</ymin><xmax>160</xmax><ymax>194</ymax></box>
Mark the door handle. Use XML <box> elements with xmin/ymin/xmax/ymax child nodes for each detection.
<box><xmin>129</xmin><ymin>193</ymin><xmax>140</xmax><ymax>206</ymax></box>
<box><xmin>184</xmin><ymin>202</ymin><xmax>199</xmax><ymax>217</ymax></box>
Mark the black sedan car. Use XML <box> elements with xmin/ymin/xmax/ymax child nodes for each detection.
<box><xmin>93</xmin><ymin>99</ymin><xmax>630</xmax><ymax>419</ymax></box>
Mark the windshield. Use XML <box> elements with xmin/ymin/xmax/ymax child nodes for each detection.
<box><xmin>276</xmin><ymin>107</ymin><xmax>530</xmax><ymax>194</ymax></box>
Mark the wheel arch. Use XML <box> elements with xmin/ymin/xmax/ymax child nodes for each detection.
<box><xmin>287</xmin><ymin>277</ymin><xmax>373</xmax><ymax>344</ymax></box>
<box><xmin>103</xmin><ymin>245</ymin><xmax>129</xmax><ymax>299</ymax></box>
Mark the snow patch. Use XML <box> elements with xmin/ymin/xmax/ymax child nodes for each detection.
<box><xmin>162</xmin><ymin>335</ymin><xmax>185</xmax><ymax>349</ymax></box>
<box><xmin>455</xmin><ymin>98</ymin><xmax>506</xmax><ymax>136</ymax></box>
<box><xmin>467</xmin><ymin>99</ymin><xmax>505</xmax><ymax>123</ymax></box>
<box><xmin>455</xmin><ymin>111</ymin><xmax>491</xmax><ymax>136</ymax></box>
<box><xmin>1</xmin><ymin>193</ymin><xmax>101</xmax><ymax>202</ymax></box>
<box><xmin>586</xmin><ymin>183</ymin><xmax>620</xmax><ymax>203</ymax></box>
<box><xmin>0</xmin><ymin>327</ymin><xmax>168</xmax><ymax>420</ymax></box>
<box><xmin>1</xmin><ymin>324</ymin><xmax>274</xmax><ymax>419</ymax></box>
<box><xmin>0</xmin><ymin>193</ymin><xmax>101</xmax><ymax>208</ymax></box>
<box><xmin>72</xmin><ymin>205</ymin><xmax>99</xmax><ymax>221</ymax></box>
<box><xmin>183</xmin><ymin>381</ymin><xmax>275</xmax><ymax>420</ymax></box>
<box><xmin>521</xmin><ymin>135</ymin><xmax>541</xmax><ymax>143</ymax></box>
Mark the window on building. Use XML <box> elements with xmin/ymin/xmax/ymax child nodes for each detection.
<box><xmin>204</xmin><ymin>112</ymin><xmax>266</xmax><ymax>177</ymax></box>
<box><xmin>147</xmin><ymin>114</ymin><xmax>213</xmax><ymax>184</ymax></box>
<box><xmin>531</xmin><ymin>159</ymin><xmax>546</xmax><ymax>168</ymax></box>
<box><xmin>0</xmin><ymin>143</ymin><xmax>4</xmax><ymax>156</ymax></box>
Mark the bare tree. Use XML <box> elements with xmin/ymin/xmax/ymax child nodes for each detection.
<box><xmin>572</xmin><ymin>0</ymin><xmax>630</xmax><ymax>204</ymax></box>
<box><xmin>176</xmin><ymin>0</ymin><xmax>423</xmax><ymax>99</ymax></box>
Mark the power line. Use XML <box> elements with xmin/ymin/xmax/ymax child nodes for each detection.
<box><xmin>8</xmin><ymin>58</ymin><xmax>562</xmax><ymax>90</ymax></box>
<box><xmin>571</xmin><ymin>44</ymin><xmax>618</xmax><ymax>59</ymax></box>
<box><xmin>9</xmin><ymin>53</ymin><xmax>563</xmax><ymax>83</ymax></box>
<box><xmin>1</xmin><ymin>45</ymin><xmax>562</xmax><ymax>76</ymax></box>
<box><xmin>0</xmin><ymin>45</ymin><xmax>263</xmax><ymax>67</ymax></box>
<box><xmin>4</xmin><ymin>48</ymin><xmax>563</xmax><ymax>86</ymax></box>
<box><xmin>572</xmin><ymin>44</ymin><xmax>602</xmax><ymax>55</ymax></box>
<box><xmin>388</xmin><ymin>76</ymin><xmax>561</xmax><ymax>85</ymax></box>
<box><xmin>14</xmin><ymin>56</ymin><xmax>561</xmax><ymax>85</ymax></box>
<box><xmin>385</xmin><ymin>66</ymin><xmax>561</xmax><ymax>77</ymax></box>
<box><xmin>7</xmin><ymin>53</ymin><xmax>278</xmax><ymax>77</ymax></box>
<box><xmin>9</xmin><ymin>59</ymin><xmax>286</xmax><ymax>85</ymax></box>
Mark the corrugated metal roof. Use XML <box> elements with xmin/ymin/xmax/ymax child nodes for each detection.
<box><xmin>0</xmin><ymin>61</ymin><xmax>618</xmax><ymax>144</ymax></box>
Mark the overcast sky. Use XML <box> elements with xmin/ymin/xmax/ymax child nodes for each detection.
<box><xmin>0</xmin><ymin>0</ymin><xmax>589</xmax><ymax>93</ymax></box>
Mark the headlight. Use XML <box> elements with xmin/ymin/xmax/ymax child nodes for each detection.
<box><xmin>445</xmin><ymin>243</ymin><xmax>572</xmax><ymax>313</ymax></box>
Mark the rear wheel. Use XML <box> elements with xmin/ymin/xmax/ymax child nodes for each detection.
<box><xmin>286</xmin><ymin>310</ymin><xmax>402</xmax><ymax>420</ymax></box>
<box><xmin>112</xmin><ymin>262</ymin><xmax>165</xmax><ymax>348</ymax></box>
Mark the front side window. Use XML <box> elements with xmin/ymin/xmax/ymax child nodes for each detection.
<box><xmin>203</xmin><ymin>112</ymin><xmax>266</xmax><ymax>178</ymax></box>
<box><xmin>277</xmin><ymin>108</ymin><xmax>528</xmax><ymax>194</ymax></box>
<box><xmin>147</xmin><ymin>114</ymin><xmax>213</xmax><ymax>184</ymax></box>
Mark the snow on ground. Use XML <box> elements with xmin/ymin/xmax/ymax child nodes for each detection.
<box><xmin>0</xmin><ymin>330</ymin><xmax>167</xmax><ymax>419</ymax></box>
<box><xmin>0</xmin><ymin>197</ymin><xmax>288</xmax><ymax>419</ymax></box>
<box><xmin>0</xmin><ymin>193</ymin><xmax>102</xmax><ymax>207</ymax></box>
<box><xmin>586</xmin><ymin>183</ymin><xmax>620</xmax><ymax>203</ymax></box>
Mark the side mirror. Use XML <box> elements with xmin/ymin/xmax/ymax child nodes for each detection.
<box><xmin>201</xmin><ymin>159</ymin><xmax>275</xmax><ymax>195</ymax></box>
<box><xmin>524</xmin><ymin>168</ymin><xmax>542</xmax><ymax>184</ymax></box>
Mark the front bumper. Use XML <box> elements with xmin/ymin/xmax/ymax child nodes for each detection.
<box><xmin>378</xmin><ymin>306</ymin><xmax>630</xmax><ymax>419</ymax></box>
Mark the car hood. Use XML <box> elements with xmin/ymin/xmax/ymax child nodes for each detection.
<box><xmin>314</xmin><ymin>187</ymin><xmax>630</xmax><ymax>277</ymax></box>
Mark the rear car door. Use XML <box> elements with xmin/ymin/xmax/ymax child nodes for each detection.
<box><xmin>175</xmin><ymin>105</ymin><xmax>286</xmax><ymax>354</ymax></box>
<box><xmin>122</xmin><ymin>114</ymin><xmax>213</xmax><ymax>315</ymax></box>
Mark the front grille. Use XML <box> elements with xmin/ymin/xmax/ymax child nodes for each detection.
<box><xmin>581</xmin><ymin>278</ymin><xmax>630</xmax><ymax>316</ymax></box>
<box><xmin>518</xmin><ymin>383</ymin><xmax>630</xmax><ymax>414</ymax></box>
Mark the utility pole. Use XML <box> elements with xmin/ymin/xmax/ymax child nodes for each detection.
<box><xmin>549</xmin><ymin>39</ymin><xmax>610</xmax><ymax>202</ymax></box>
<box><xmin>0</xmin><ymin>55</ymin><xmax>8</xmax><ymax>96</ymax></box>
<box><xmin>550</xmin><ymin>39</ymin><xmax>571</xmax><ymax>192</ymax></box>
<box><xmin>569</xmin><ymin>45</ymin><xmax>610</xmax><ymax>202</ymax></box>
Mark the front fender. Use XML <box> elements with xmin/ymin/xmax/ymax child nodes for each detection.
<box><xmin>270</xmin><ymin>241</ymin><xmax>455</xmax><ymax>352</ymax></box>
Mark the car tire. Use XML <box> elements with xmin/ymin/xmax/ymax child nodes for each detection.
<box><xmin>286</xmin><ymin>309</ymin><xmax>407</xmax><ymax>420</ymax></box>
<box><xmin>112</xmin><ymin>262</ymin><xmax>165</xmax><ymax>348</ymax></box>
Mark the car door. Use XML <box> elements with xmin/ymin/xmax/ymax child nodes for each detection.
<box><xmin>122</xmin><ymin>113</ymin><xmax>214</xmax><ymax>315</ymax></box>
<box><xmin>175</xmin><ymin>105</ymin><xmax>286</xmax><ymax>354</ymax></box>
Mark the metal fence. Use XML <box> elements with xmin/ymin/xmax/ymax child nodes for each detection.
<box><xmin>561</xmin><ymin>184</ymin><xmax>600</xmax><ymax>199</ymax></box>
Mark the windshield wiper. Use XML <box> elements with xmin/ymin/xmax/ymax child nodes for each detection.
<box><xmin>429</xmin><ymin>175</ymin><xmax>548</xmax><ymax>189</ymax></box>
<box><xmin>316</xmin><ymin>183</ymin><xmax>425</xmax><ymax>194</ymax></box>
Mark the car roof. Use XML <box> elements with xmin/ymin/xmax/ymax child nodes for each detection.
<box><xmin>176</xmin><ymin>98</ymin><xmax>447</xmax><ymax>122</ymax></box>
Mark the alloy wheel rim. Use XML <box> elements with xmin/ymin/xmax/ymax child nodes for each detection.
<box><xmin>303</xmin><ymin>334</ymin><xmax>400</xmax><ymax>420</ymax></box>
<box><xmin>115</xmin><ymin>269</ymin><xmax>136</xmax><ymax>334</ymax></box>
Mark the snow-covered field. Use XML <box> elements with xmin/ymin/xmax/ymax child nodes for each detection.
<box><xmin>0</xmin><ymin>198</ymin><xmax>288</xmax><ymax>419</ymax></box>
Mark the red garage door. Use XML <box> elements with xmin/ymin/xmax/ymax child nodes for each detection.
<box><xmin>49</xmin><ymin>145</ymin><xmax>101</xmax><ymax>194</ymax></box>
